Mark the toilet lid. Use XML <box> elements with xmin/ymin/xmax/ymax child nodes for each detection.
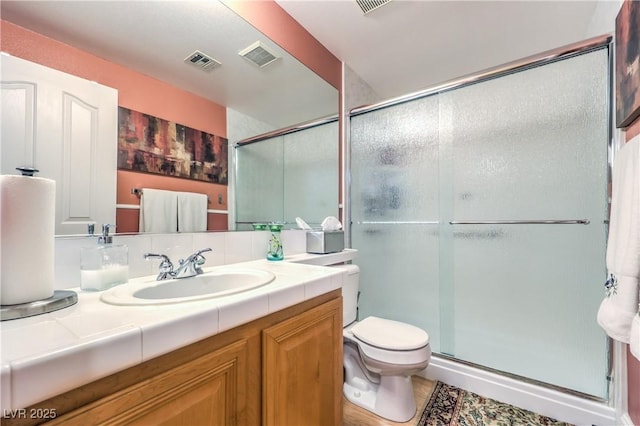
<box><xmin>350</xmin><ymin>316</ymin><xmax>429</xmax><ymax>350</ymax></box>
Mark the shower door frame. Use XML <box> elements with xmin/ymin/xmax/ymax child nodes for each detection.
<box><xmin>345</xmin><ymin>34</ymin><xmax>614</xmax><ymax>401</ymax></box>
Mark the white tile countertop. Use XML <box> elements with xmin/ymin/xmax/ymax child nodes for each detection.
<box><xmin>0</xmin><ymin>250</ymin><xmax>357</xmax><ymax>412</ymax></box>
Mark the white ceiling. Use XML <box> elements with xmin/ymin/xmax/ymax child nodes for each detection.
<box><xmin>1</xmin><ymin>0</ymin><xmax>610</xmax><ymax>127</ymax></box>
<box><xmin>276</xmin><ymin>0</ymin><xmax>605</xmax><ymax>101</ymax></box>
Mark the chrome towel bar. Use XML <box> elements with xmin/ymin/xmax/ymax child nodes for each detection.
<box><xmin>131</xmin><ymin>187</ymin><xmax>210</xmax><ymax>203</ymax></box>
<box><xmin>355</xmin><ymin>221</ymin><xmax>439</xmax><ymax>225</ymax></box>
<box><xmin>449</xmin><ymin>220</ymin><xmax>590</xmax><ymax>225</ymax></box>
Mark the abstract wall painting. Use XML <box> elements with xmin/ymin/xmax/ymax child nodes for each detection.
<box><xmin>616</xmin><ymin>0</ymin><xmax>640</xmax><ymax>128</ymax></box>
<box><xmin>117</xmin><ymin>107</ymin><xmax>228</xmax><ymax>184</ymax></box>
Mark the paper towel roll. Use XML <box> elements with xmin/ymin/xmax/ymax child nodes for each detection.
<box><xmin>1</xmin><ymin>175</ymin><xmax>56</xmax><ymax>305</ymax></box>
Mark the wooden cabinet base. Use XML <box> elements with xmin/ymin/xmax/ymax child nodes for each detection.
<box><xmin>2</xmin><ymin>290</ymin><xmax>342</xmax><ymax>426</ymax></box>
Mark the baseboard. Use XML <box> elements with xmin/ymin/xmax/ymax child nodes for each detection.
<box><xmin>420</xmin><ymin>356</ymin><xmax>616</xmax><ymax>426</ymax></box>
<box><xmin>620</xmin><ymin>413</ymin><xmax>635</xmax><ymax>426</ymax></box>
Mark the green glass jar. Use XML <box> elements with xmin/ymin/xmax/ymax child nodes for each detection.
<box><xmin>266</xmin><ymin>223</ymin><xmax>284</xmax><ymax>261</ymax></box>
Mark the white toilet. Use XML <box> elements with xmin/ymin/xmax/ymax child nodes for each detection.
<box><xmin>336</xmin><ymin>264</ymin><xmax>431</xmax><ymax>422</ymax></box>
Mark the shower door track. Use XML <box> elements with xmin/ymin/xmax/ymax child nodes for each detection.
<box><xmin>432</xmin><ymin>352</ymin><xmax>608</xmax><ymax>402</ymax></box>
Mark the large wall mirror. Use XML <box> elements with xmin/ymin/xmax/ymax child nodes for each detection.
<box><xmin>0</xmin><ymin>0</ymin><xmax>339</xmax><ymax>235</ymax></box>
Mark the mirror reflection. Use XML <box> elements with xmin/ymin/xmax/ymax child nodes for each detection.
<box><xmin>0</xmin><ymin>0</ymin><xmax>339</xmax><ymax>236</ymax></box>
<box><xmin>235</xmin><ymin>118</ymin><xmax>339</xmax><ymax>231</ymax></box>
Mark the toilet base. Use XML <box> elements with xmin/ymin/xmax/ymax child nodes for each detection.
<box><xmin>344</xmin><ymin>375</ymin><xmax>417</xmax><ymax>422</ymax></box>
<box><xmin>343</xmin><ymin>342</ymin><xmax>417</xmax><ymax>422</ymax></box>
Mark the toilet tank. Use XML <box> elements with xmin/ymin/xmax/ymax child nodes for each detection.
<box><xmin>331</xmin><ymin>264</ymin><xmax>359</xmax><ymax>327</ymax></box>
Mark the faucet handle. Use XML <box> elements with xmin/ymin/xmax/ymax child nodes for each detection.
<box><xmin>194</xmin><ymin>248</ymin><xmax>213</xmax><ymax>257</ymax></box>
<box><xmin>190</xmin><ymin>248</ymin><xmax>212</xmax><ymax>275</ymax></box>
<box><xmin>144</xmin><ymin>253</ymin><xmax>174</xmax><ymax>280</ymax></box>
<box><xmin>144</xmin><ymin>252</ymin><xmax>172</xmax><ymax>265</ymax></box>
<box><xmin>190</xmin><ymin>248</ymin><xmax>212</xmax><ymax>265</ymax></box>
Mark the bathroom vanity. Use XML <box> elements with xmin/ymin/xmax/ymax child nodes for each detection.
<box><xmin>35</xmin><ymin>292</ymin><xmax>341</xmax><ymax>426</ymax></box>
<box><xmin>0</xmin><ymin>253</ymin><xmax>355</xmax><ymax>425</ymax></box>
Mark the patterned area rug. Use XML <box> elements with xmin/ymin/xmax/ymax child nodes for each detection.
<box><xmin>416</xmin><ymin>381</ymin><xmax>572</xmax><ymax>426</ymax></box>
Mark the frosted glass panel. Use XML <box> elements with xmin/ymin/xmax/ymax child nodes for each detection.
<box><xmin>284</xmin><ymin>121</ymin><xmax>339</xmax><ymax>226</ymax></box>
<box><xmin>236</xmin><ymin>121</ymin><xmax>339</xmax><ymax>229</ymax></box>
<box><xmin>443</xmin><ymin>51</ymin><xmax>608</xmax><ymax>220</ymax></box>
<box><xmin>351</xmin><ymin>95</ymin><xmax>441</xmax><ymax>348</ymax></box>
<box><xmin>235</xmin><ymin>136</ymin><xmax>284</xmax><ymax>224</ymax></box>
<box><xmin>442</xmin><ymin>49</ymin><xmax>609</xmax><ymax>397</ymax></box>
<box><xmin>451</xmin><ymin>224</ymin><xmax>607</xmax><ymax>396</ymax></box>
<box><xmin>351</xmin><ymin>97</ymin><xmax>440</xmax><ymax>222</ymax></box>
<box><xmin>353</xmin><ymin>224</ymin><xmax>441</xmax><ymax>352</ymax></box>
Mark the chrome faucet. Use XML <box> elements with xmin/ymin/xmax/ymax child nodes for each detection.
<box><xmin>144</xmin><ymin>248</ymin><xmax>212</xmax><ymax>280</ymax></box>
<box><xmin>173</xmin><ymin>248</ymin><xmax>212</xmax><ymax>279</ymax></box>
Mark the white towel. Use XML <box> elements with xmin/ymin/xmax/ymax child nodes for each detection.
<box><xmin>139</xmin><ymin>188</ymin><xmax>178</xmax><ymax>233</ymax></box>
<box><xmin>631</xmin><ymin>313</ymin><xmax>640</xmax><ymax>361</ymax></box>
<box><xmin>597</xmin><ymin>136</ymin><xmax>640</xmax><ymax>343</ymax></box>
<box><xmin>177</xmin><ymin>191</ymin><xmax>207</xmax><ymax>233</ymax></box>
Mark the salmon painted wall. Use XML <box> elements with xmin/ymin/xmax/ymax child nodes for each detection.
<box><xmin>1</xmin><ymin>19</ymin><xmax>229</xmax><ymax>232</ymax></box>
<box><xmin>224</xmin><ymin>0</ymin><xmax>341</xmax><ymax>91</ymax></box>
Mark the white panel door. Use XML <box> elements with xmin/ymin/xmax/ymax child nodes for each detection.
<box><xmin>1</xmin><ymin>54</ymin><xmax>118</xmax><ymax>235</ymax></box>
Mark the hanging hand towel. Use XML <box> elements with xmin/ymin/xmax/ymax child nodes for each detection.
<box><xmin>597</xmin><ymin>135</ymin><xmax>640</xmax><ymax>343</ymax></box>
<box><xmin>139</xmin><ymin>188</ymin><xmax>178</xmax><ymax>233</ymax></box>
<box><xmin>631</xmin><ymin>314</ymin><xmax>640</xmax><ymax>361</ymax></box>
<box><xmin>177</xmin><ymin>191</ymin><xmax>208</xmax><ymax>233</ymax></box>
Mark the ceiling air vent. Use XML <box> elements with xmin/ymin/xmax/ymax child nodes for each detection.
<box><xmin>184</xmin><ymin>50</ymin><xmax>221</xmax><ymax>72</ymax></box>
<box><xmin>239</xmin><ymin>41</ymin><xmax>279</xmax><ymax>68</ymax></box>
<box><xmin>356</xmin><ymin>0</ymin><xmax>392</xmax><ymax>14</ymax></box>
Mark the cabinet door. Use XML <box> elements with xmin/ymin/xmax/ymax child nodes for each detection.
<box><xmin>50</xmin><ymin>339</ymin><xmax>248</xmax><ymax>425</ymax></box>
<box><xmin>263</xmin><ymin>297</ymin><xmax>343</xmax><ymax>426</ymax></box>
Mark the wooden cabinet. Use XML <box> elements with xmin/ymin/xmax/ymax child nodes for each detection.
<box><xmin>48</xmin><ymin>339</ymin><xmax>248</xmax><ymax>426</ymax></box>
<box><xmin>5</xmin><ymin>290</ymin><xmax>342</xmax><ymax>426</ymax></box>
<box><xmin>263</xmin><ymin>298</ymin><xmax>343</xmax><ymax>426</ymax></box>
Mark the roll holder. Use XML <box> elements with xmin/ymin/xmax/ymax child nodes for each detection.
<box><xmin>0</xmin><ymin>167</ymin><xmax>78</xmax><ymax>321</ymax></box>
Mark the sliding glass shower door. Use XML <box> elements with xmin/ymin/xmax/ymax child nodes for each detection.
<box><xmin>235</xmin><ymin>120</ymin><xmax>338</xmax><ymax>229</ymax></box>
<box><xmin>350</xmin><ymin>46</ymin><xmax>610</xmax><ymax>397</ymax></box>
<box><xmin>351</xmin><ymin>96</ymin><xmax>442</xmax><ymax>350</ymax></box>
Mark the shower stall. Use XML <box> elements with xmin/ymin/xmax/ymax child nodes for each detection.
<box><xmin>349</xmin><ymin>37</ymin><xmax>612</xmax><ymax>399</ymax></box>
<box><xmin>235</xmin><ymin>118</ymin><xmax>339</xmax><ymax>230</ymax></box>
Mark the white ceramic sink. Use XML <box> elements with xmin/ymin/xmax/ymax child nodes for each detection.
<box><xmin>100</xmin><ymin>268</ymin><xmax>276</xmax><ymax>306</ymax></box>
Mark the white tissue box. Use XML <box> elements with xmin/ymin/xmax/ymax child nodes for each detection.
<box><xmin>306</xmin><ymin>231</ymin><xmax>344</xmax><ymax>254</ymax></box>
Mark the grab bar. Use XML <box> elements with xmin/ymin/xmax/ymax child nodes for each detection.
<box><xmin>449</xmin><ymin>220</ymin><xmax>590</xmax><ymax>225</ymax></box>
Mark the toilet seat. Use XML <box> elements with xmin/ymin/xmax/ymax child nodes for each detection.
<box><xmin>351</xmin><ymin>316</ymin><xmax>429</xmax><ymax>350</ymax></box>
<box><xmin>344</xmin><ymin>316</ymin><xmax>430</xmax><ymax>368</ymax></box>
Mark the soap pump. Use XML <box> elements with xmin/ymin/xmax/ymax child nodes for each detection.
<box><xmin>80</xmin><ymin>224</ymin><xmax>129</xmax><ymax>291</ymax></box>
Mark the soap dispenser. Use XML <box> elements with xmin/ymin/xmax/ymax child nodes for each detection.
<box><xmin>80</xmin><ymin>224</ymin><xmax>129</xmax><ymax>291</ymax></box>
